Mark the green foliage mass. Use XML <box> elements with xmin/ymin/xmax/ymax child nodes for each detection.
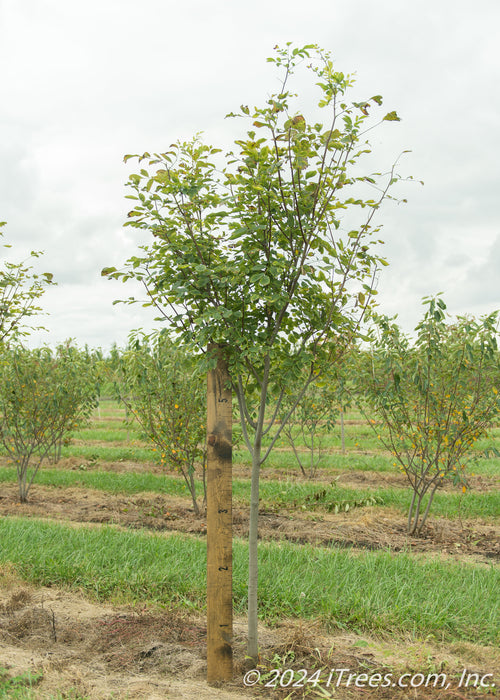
<box><xmin>114</xmin><ymin>332</ymin><xmax>207</xmax><ymax>514</ymax></box>
<box><xmin>0</xmin><ymin>221</ymin><xmax>54</xmax><ymax>344</ymax></box>
<box><xmin>0</xmin><ymin>342</ymin><xmax>99</xmax><ymax>502</ymax></box>
<box><xmin>356</xmin><ymin>296</ymin><xmax>500</xmax><ymax>534</ymax></box>
<box><xmin>103</xmin><ymin>43</ymin><xmax>405</xmax><ymax>384</ymax></box>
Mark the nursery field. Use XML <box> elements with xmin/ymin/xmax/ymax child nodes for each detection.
<box><xmin>0</xmin><ymin>400</ymin><xmax>499</xmax><ymax>699</ymax></box>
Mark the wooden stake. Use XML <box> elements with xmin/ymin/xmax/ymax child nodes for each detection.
<box><xmin>206</xmin><ymin>345</ymin><xmax>233</xmax><ymax>682</ymax></box>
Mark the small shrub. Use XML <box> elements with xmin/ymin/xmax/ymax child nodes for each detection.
<box><xmin>0</xmin><ymin>342</ymin><xmax>99</xmax><ymax>502</ymax></box>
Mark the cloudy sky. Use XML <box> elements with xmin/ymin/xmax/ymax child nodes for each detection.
<box><xmin>1</xmin><ymin>0</ymin><xmax>499</xmax><ymax>351</ymax></box>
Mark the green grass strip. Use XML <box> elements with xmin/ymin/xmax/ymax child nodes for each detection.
<box><xmin>71</xmin><ymin>428</ymin><xmax>141</xmax><ymax>442</ymax></box>
<box><xmin>0</xmin><ymin>518</ymin><xmax>498</xmax><ymax>646</ymax></box>
<box><xmin>0</xmin><ymin>466</ymin><xmax>193</xmax><ymax>498</ymax></box>
<box><xmin>242</xmin><ymin>450</ymin><xmax>397</xmax><ymax>473</ymax></box>
<box><xmin>375</xmin><ymin>487</ymin><xmax>500</xmax><ymax>520</ymax></box>
<box><xmin>1</xmin><ymin>466</ymin><xmax>498</xmax><ymax>520</ymax></box>
<box><xmin>236</xmin><ymin>448</ymin><xmax>500</xmax><ymax>477</ymax></box>
<box><xmin>243</xmin><ymin>479</ymin><xmax>500</xmax><ymax>521</ymax></box>
<box><xmin>61</xmin><ymin>444</ymin><xmax>156</xmax><ymax>463</ymax></box>
<box><xmin>0</xmin><ymin>444</ymin><xmax>155</xmax><ymax>464</ymax></box>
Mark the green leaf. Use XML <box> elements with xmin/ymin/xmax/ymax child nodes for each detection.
<box><xmin>101</xmin><ymin>267</ymin><xmax>117</xmax><ymax>277</ymax></box>
<box><xmin>383</xmin><ymin>111</ymin><xmax>401</xmax><ymax>122</ymax></box>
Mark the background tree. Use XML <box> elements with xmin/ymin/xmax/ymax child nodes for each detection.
<box><xmin>278</xmin><ymin>370</ymin><xmax>340</xmax><ymax>478</ymax></box>
<box><xmin>52</xmin><ymin>344</ymin><xmax>104</xmax><ymax>462</ymax></box>
<box><xmin>115</xmin><ymin>331</ymin><xmax>207</xmax><ymax>515</ymax></box>
<box><xmin>0</xmin><ymin>342</ymin><xmax>99</xmax><ymax>502</ymax></box>
<box><xmin>103</xmin><ymin>43</ymin><xmax>406</xmax><ymax>660</ymax></box>
<box><xmin>0</xmin><ymin>222</ymin><xmax>54</xmax><ymax>343</ymax></box>
<box><xmin>356</xmin><ymin>297</ymin><xmax>500</xmax><ymax>534</ymax></box>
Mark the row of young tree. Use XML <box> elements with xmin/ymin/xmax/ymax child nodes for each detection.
<box><xmin>108</xmin><ymin>298</ymin><xmax>500</xmax><ymax>538</ymax></box>
<box><xmin>4</xmin><ymin>297</ymin><xmax>497</xmax><ymax>530</ymax></box>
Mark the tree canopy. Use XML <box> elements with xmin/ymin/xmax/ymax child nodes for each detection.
<box><xmin>103</xmin><ymin>43</ymin><xmax>406</xmax><ymax>385</ymax></box>
<box><xmin>0</xmin><ymin>221</ymin><xmax>54</xmax><ymax>344</ymax></box>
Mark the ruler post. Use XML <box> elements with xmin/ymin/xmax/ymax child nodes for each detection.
<box><xmin>206</xmin><ymin>344</ymin><xmax>233</xmax><ymax>682</ymax></box>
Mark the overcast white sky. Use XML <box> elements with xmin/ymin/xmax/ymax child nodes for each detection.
<box><xmin>1</xmin><ymin>0</ymin><xmax>499</xmax><ymax>351</ymax></box>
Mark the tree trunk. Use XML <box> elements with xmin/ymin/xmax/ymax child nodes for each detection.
<box><xmin>247</xmin><ymin>443</ymin><xmax>261</xmax><ymax>663</ymax></box>
<box><xmin>188</xmin><ymin>470</ymin><xmax>200</xmax><ymax>516</ymax></box>
<box><xmin>407</xmin><ymin>488</ymin><xmax>418</xmax><ymax>533</ymax></box>
<box><xmin>415</xmin><ymin>482</ymin><xmax>439</xmax><ymax>535</ymax></box>
<box><xmin>310</xmin><ymin>433</ymin><xmax>314</xmax><ymax>478</ymax></box>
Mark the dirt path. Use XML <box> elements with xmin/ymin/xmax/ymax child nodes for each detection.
<box><xmin>1</xmin><ymin>574</ymin><xmax>499</xmax><ymax>699</ymax></box>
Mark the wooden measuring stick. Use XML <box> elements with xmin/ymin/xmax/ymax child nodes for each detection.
<box><xmin>206</xmin><ymin>346</ymin><xmax>233</xmax><ymax>682</ymax></box>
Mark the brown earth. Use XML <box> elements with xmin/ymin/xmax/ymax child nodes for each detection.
<box><xmin>1</xmin><ymin>573</ymin><xmax>499</xmax><ymax>699</ymax></box>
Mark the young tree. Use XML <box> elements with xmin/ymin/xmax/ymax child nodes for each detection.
<box><xmin>52</xmin><ymin>344</ymin><xmax>104</xmax><ymax>462</ymax></box>
<box><xmin>278</xmin><ymin>372</ymin><xmax>340</xmax><ymax>478</ymax></box>
<box><xmin>103</xmin><ymin>43</ymin><xmax>406</xmax><ymax>660</ymax></box>
<box><xmin>115</xmin><ymin>332</ymin><xmax>207</xmax><ymax>515</ymax></box>
<box><xmin>0</xmin><ymin>222</ymin><xmax>54</xmax><ymax>343</ymax></box>
<box><xmin>357</xmin><ymin>297</ymin><xmax>500</xmax><ymax>534</ymax></box>
<box><xmin>0</xmin><ymin>342</ymin><xmax>99</xmax><ymax>502</ymax></box>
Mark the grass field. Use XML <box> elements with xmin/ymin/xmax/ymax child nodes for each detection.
<box><xmin>0</xmin><ymin>399</ymin><xmax>498</xmax><ymax>699</ymax></box>
<box><xmin>1</xmin><ymin>518</ymin><xmax>498</xmax><ymax>645</ymax></box>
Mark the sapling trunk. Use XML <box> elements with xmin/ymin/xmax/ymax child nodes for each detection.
<box><xmin>18</xmin><ymin>463</ymin><xmax>29</xmax><ymax>503</ymax></box>
<box><xmin>310</xmin><ymin>433</ymin><xmax>314</xmax><ymax>478</ymax></box>
<box><xmin>407</xmin><ymin>488</ymin><xmax>418</xmax><ymax>534</ymax></box>
<box><xmin>409</xmin><ymin>483</ymin><xmax>429</xmax><ymax>535</ymax></box>
<box><xmin>246</xmin><ymin>357</ymin><xmax>270</xmax><ymax>663</ymax></box>
<box><xmin>247</xmin><ymin>444</ymin><xmax>261</xmax><ymax>662</ymax></box>
<box><xmin>409</xmin><ymin>494</ymin><xmax>424</xmax><ymax>535</ymax></box>
<box><xmin>17</xmin><ymin>457</ymin><xmax>44</xmax><ymax>504</ymax></box>
<box><xmin>415</xmin><ymin>481</ymin><xmax>440</xmax><ymax>534</ymax></box>
<box><xmin>289</xmin><ymin>438</ymin><xmax>307</xmax><ymax>478</ymax></box>
<box><xmin>190</xmin><ymin>484</ymin><xmax>200</xmax><ymax>517</ymax></box>
<box><xmin>407</xmin><ymin>477</ymin><xmax>439</xmax><ymax>535</ymax></box>
<box><xmin>186</xmin><ymin>467</ymin><xmax>200</xmax><ymax>516</ymax></box>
